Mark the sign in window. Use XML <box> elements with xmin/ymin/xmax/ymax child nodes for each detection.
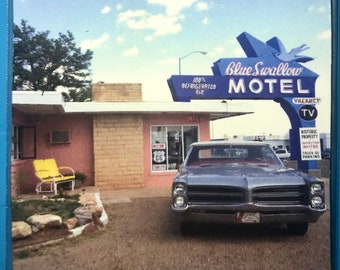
<box><xmin>151</xmin><ymin>126</ymin><xmax>198</xmax><ymax>171</ymax></box>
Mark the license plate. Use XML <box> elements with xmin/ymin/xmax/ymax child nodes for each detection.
<box><xmin>236</xmin><ymin>212</ymin><xmax>260</xmax><ymax>223</ymax></box>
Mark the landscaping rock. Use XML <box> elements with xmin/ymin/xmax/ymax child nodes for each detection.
<box><xmin>93</xmin><ymin>210</ymin><xmax>104</xmax><ymax>229</ymax></box>
<box><xmin>27</xmin><ymin>214</ymin><xmax>62</xmax><ymax>231</ymax></box>
<box><xmin>78</xmin><ymin>193</ymin><xmax>97</xmax><ymax>206</ymax></box>
<box><xmin>12</xmin><ymin>221</ymin><xmax>32</xmax><ymax>240</ymax></box>
<box><xmin>83</xmin><ymin>211</ymin><xmax>104</xmax><ymax>234</ymax></box>
<box><xmin>65</xmin><ymin>217</ymin><xmax>79</xmax><ymax>230</ymax></box>
<box><xmin>73</xmin><ymin>206</ymin><xmax>93</xmax><ymax>225</ymax></box>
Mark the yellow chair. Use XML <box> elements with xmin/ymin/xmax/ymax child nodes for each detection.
<box><xmin>33</xmin><ymin>158</ymin><xmax>75</xmax><ymax>195</ymax></box>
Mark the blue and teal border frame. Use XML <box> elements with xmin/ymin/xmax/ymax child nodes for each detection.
<box><xmin>0</xmin><ymin>1</ymin><xmax>339</xmax><ymax>269</ymax></box>
<box><xmin>331</xmin><ymin>0</ymin><xmax>340</xmax><ymax>269</ymax></box>
<box><xmin>0</xmin><ymin>1</ymin><xmax>13</xmax><ymax>269</ymax></box>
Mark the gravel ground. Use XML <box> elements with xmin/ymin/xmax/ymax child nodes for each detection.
<box><xmin>13</xmin><ymin>192</ymin><xmax>330</xmax><ymax>270</ymax></box>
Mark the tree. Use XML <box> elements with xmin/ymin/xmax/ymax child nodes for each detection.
<box><xmin>62</xmin><ymin>86</ymin><xmax>92</xmax><ymax>102</ymax></box>
<box><xmin>13</xmin><ymin>20</ymin><xmax>93</xmax><ymax>99</ymax></box>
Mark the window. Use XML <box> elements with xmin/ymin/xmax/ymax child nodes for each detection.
<box><xmin>12</xmin><ymin>125</ymin><xmax>36</xmax><ymax>160</ymax></box>
<box><xmin>151</xmin><ymin>125</ymin><xmax>198</xmax><ymax>171</ymax></box>
<box><xmin>12</xmin><ymin>125</ymin><xmax>21</xmax><ymax>160</ymax></box>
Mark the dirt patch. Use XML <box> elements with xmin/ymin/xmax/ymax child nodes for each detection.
<box><xmin>13</xmin><ymin>197</ymin><xmax>330</xmax><ymax>270</ymax></box>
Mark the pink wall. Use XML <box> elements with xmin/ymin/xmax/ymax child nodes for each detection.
<box><xmin>142</xmin><ymin>113</ymin><xmax>211</xmax><ymax>187</ymax></box>
<box><xmin>12</xmin><ymin>109</ymin><xmax>94</xmax><ymax>195</ymax></box>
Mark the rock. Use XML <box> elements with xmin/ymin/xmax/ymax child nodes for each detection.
<box><xmin>31</xmin><ymin>225</ymin><xmax>40</xmax><ymax>233</ymax></box>
<box><xmin>78</xmin><ymin>193</ymin><xmax>97</xmax><ymax>206</ymax></box>
<box><xmin>73</xmin><ymin>206</ymin><xmax>93</xmax><ymax>219</ymax></box>
<box><xmin>89</xmin><ymin>205</ymin><xmax>103</xmax><ymax>215</ymax></box>
<box><xmin>26</xmin><ymin>214</ymin><xmax>62</xmax><ymax>230</ymax></box>
<box><xmin>83</xmin><ymin>223</ymin><xmax>98</xmax><ymax>234</ymax></box>
<box><xmin>65</xmin><ymin>217</ymin><xmax>79</xmax><ymax>230</ymax></box>
<box><xmin>73</xmin><ymin>206</ymin><xmax>93</xmax><ymax>225</ymax></box>
<box><xmin>12</xmin><ymin>221</ymin><xmax>32</xmax><ymax>240</ymax></box>
<box><xmin>92</xmin><ymin>211</ymin><xmax>104</xmax><ymax>229</ymax></box>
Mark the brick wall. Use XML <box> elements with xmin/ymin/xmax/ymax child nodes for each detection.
<box><xmin>93</xmin><ymin>114</ymin><xmax>144</xmax><ymax>190</ymax></box>
<box><xmin>92</xmin><ymin>83</ymin><xmax>142</xmax><ymax>102</ymax></box>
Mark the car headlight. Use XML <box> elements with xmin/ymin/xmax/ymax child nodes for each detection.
<box><xmin>172</xmin><ymin>183</ymin><xmax>187</xmax><ymax>209</ymax></box>
<box><xmin>311</xmin><ymin>196</ymin><xmax>323</xmax><ymax>208</ymax></box>
<box><xmin>174</xmin><ymin>195</ymin><xmax>187</xmax><ymax>208</ymax></box>
<box><xmin>311</xmin><ymin>183</ymin><xmax>323</xmax><ymax>195</ymax></box>
<box><xmin>173</xmin><ymin>183</ymin><xmax>186</xmax><ymax>196</ymax></box>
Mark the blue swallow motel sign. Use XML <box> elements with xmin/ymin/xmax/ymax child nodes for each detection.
<box><xmin>168</xmin><ymin>32</ymin><xmax>319</xmax><ymax>172</ymax></box>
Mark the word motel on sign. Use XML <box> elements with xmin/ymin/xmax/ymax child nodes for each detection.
<box><xmin>228</xmin><ymin>78</ymin><xmax>310</xmax><ymax>95</ymax></box>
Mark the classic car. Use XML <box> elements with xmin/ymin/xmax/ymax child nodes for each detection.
<box><xmin>171</xmin><ymin>141</ymin><xmax>326</xmax><ymax>235</ymax></box>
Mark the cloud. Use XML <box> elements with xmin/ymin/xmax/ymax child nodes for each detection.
<box><xmin>116</xmin><ymin>36</ymin><xmax>124</xmax><ymax>43</ymax></box>
<box><xmin>117</xmin><ymin>0</ymin><xmax>207</xmax><ymax>37</ymax></box>
<box><xmin>118</xmin><ymin>9</ymin><xmax>181</xmax><ymax>36</ymax></box>
<box><xmin>123</xmin><ymin>46</ymin><xmax>139</xmax><ymax>57</ymax></box>
<box><xmin>116</xmin><ymin>4</ymin><xmax>122</xmax><ymax>11</ymax></box>
<box><xmin>308</xmin><ymin>5</ymin><xmax>327</xmax><ymax>14</ymax></box>
<box><xmin>318</xmin><ymin>29</ymin><xmax>331</xmax><ymax>40</ymax></box>
<box><xmin>148</xmin><ymin>0</ymin><xmax>198</xmax><ymax>16</ymax></box>
<box><xmin>202</xmin><ymin>17</ymin><xmax>208</xmax><ymax>25</ymax></box>
<box><xmin>101</xmin><ymin>6</ymin><xmax>111</xmax><ymax>14</ymax></box>
<box><xmin>80</xmin><ymin>33</ymin><xmax>109</xmax><ymax>50</ymax></box>
<box><xmin>233</xmin><ymin>47</ymin><xmax>245</xmax><ymax>57</ymax></box>
<box><xmin>209</xmin><ymin>47</ymin><xmax>225</xmax><ymax>57</ymax></box>
<box><xmin>195</xmin><ymin>1</ymin><xmax>208</xmax><ymax>11</ymax></box>
<box><xmin>317</xmin><ymin>6</ymin><xmax>326</xmax><ymax>13</ymax></box>
<box><xmin>145</xmin><ymin>35</ymin><xmax>153</xmax><ymax>42</ymax></box>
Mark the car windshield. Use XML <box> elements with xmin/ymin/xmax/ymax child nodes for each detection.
<box><xmin>186</xmin><ymin>144</ymin><xmax>282</xmax><ymax>166</ymax></box>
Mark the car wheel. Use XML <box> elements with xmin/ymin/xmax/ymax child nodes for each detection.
<box><xmin>180</xmin><ymin>222</ymin><xmax>194</xmax><ymax>235</ymax></box>
<box><xmin>287</xmin><ymin>222</ymin><xmax>309</xmax><ymax>236</ymax></box>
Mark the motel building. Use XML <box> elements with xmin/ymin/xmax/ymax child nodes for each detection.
<box><xmin>11</xmin><ymin>83</ymin><xmax>252</xmax><ymax>196</ymax></box>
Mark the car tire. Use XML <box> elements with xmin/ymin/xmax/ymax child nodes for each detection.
<box><xmin>287</xmin><ymin>222</ymin><xmax>309</xmax><ymax>236</ymax></box>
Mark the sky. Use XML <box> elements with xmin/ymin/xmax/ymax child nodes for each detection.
<box><xmin>13</xmin><ymin>0</ymin><xmax>331</xmax><ymax>139</ymax></box>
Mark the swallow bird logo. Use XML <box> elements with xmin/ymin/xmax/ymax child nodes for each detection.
<box><xmin>268</xmin><ymin>37</ymin><xmax>314</xmax><ymax>63</ymax></box>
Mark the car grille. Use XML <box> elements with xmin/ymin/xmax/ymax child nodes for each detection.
<box><xmin>187</xmin><ymin>186</ymin><xmax>245</xmax><ymax>204</ymax></box>
<box><xmin>252</xmin><ymin>185</ymin><xmax>308</xmax><ymax>205</ymax></box>
<box><xmin>187</xmin><ymin>185</ymin><xmax>308</xmax><ymax>205</ymax></box>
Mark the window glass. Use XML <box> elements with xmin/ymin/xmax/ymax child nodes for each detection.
<box><xmin>151</xmin><ymin>125</ymin><xmax>198</xmax><ymax>171</ymax></box>
<box><xmin>12</xmin><ymin>125</ymin><xmax>21</xmax><ymax>160</ymax></box>
<box><xmin>11</xmin><ymin>125</ymin><xmax>36</xmax><ymax>160</ymax></box>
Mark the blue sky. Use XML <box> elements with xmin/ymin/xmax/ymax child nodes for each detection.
<box><xmin>14</xmin><ymin>0</ymin><xmax>331</xmax><ymax>137</ymax></box>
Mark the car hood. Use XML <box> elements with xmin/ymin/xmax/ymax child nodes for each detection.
<box><xmin>183</xmin><ymin>165</ymin><xmax>308</xmax><ymax>188</ymax></box>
